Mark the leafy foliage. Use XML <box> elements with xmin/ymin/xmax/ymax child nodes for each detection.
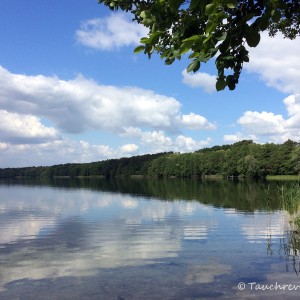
<box><xmin>0</xmin><ymin>140</ymin><xmax>299</xmax><ymax>179</ymax></box>
<box><xmin>98</xmin><ymin>0</ymin><xmax>300</xmax><ymax>90</ymax></box>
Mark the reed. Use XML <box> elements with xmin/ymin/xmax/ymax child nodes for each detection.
<box><xmin>267</xmin><ymin>175</ymin><xmax>300</xmax><ymax>181</ymax></box>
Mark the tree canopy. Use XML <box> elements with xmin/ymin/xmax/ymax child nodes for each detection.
<box><xmin>1</xmin><ymin>140</ymin><xmax>299</xmax><ymax>179</ymax></box>
<box><xmin>98</xmin><ymin>0</ymin><xmax>300</xmax><ymax>90</ymax></box>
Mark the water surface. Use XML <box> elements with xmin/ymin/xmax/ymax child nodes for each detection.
<box><xmin>0</xmin><ymin>178</ymin><xmax>299</xmax><ymax>299</ymax></box>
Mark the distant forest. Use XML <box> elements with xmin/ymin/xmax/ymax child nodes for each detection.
<box><xmin>1</xmin><ymin>140</ymin><xmax>300</xmax><ymax>179</ymax></box>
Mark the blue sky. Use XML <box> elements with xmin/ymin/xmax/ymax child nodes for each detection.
<box><xmin>0</xmin><ymin>0</ymin><xmax>299</xmax><ymax>167</ymax></box>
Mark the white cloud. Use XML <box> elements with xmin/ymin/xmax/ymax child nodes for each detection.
<box><xmin>120</xmin><ymin>127</ymin><xmax>142</xmax><ymax>138</ymax></box>
<box><xmin>140</xmin><ymin>130</ymin><xmax>173</xmax><ymax>151</ymax></box>
<box><xmin>0</xmin><ymin>124</ymin><xmax>212</xmax><ymax>168</ymax></box>
<box><xmin>140</xmin><ymin>130</ymin><xmax>211</xmax><ymax>153</ymax></box>
<box><xmin>0</xmin><ymin>109</ymin><xmax>59</xmax><ymax>144</ymax></box>
<box><xmin>246</xmin><ymin>32</ymin><xmax>300</xmax><ymax>94</ymax></box>
<box><xmin>284</xmin><ymin>94</ymin><xmax>300</xmax><ymax>128</ymax></box>
<box><xmin>223</xmin><ymin>133</ymin><xmax>257</xmax><ymax>144</ymax></box>
<box><xmin>224</xmin><ymin>94</ymin><xmax>300</xmax><ymax>144</ymax></box>
<box><xmin>0</xmin><ymin>139</ymin><xmax>116</xmax><ymax>167</ymax></box>
<box><xmin>237</xmin><ymin>111</ymin><xmax>286</xmax><ymax>135</ymax></box>
<box><xmin>0</xmin><ymin>66</ymin><xmax>217</xmax><ymax>166</ymax></box>
<box><xmin>120</xmin><ymin>143</ymin><xmax>139</xmax><ymax>154</ymax></box>
<box><xmin>0</xmin><ymin>143</ymin><xmax>8</xmax><ymax>150</ymax></box>
<box><xmin>175</xmin><ymin>136</ymin><xmax>211</xmax><ymax>152</ymax></box>
<box><xmin>76</xmin><ymin>13</ymin><xmax>148</xmax><ymax>51</ymax></box>
<box><xmin>120</xmin><ymin>128</ymin><xmax>212</xmax><ymax>153</ymax></box>
<box><xmin>181</xmin><ymin>113</ymin><xmax>216</xmax><ymax>130</ymax></box>
<box><xmin>223</xmin><ymin>33</ymin><xmax>300</xmax><ymax>144</ymax></box>
<box><xmin>223</xmin><ymin>134</ymin><xmax>241</xmax><ymax>143</ymax></box>
<box><xmin>0</xmin><ymin>66</ymin><xmax>214</xmax><ymax>135</ymax></box>
<box><xmin>78</xmin><ymin>141</ymin><xmax>115</xmax><ymax>162</ymax></box>
<box><xmin>182</xmin><ymin>70</ymin><xmax>216</xmax><ymax>93</ymax></box>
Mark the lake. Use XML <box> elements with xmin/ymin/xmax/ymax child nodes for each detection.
<box><xmin>0</xmin><ymin>178</ymin><xmax>300</xmax><ymax>299</ymax></box>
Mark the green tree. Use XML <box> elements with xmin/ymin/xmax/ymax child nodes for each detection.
<box><xmin>99</xmin><ymin>0</ymin><xmax>300</xmax><ymax>90</ymax></box>
<box><xmin>291</xmin><ymin>143</ymin><xmax>300</xmax><ymax>175</ymax></box>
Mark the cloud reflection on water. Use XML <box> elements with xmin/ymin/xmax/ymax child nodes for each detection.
<box><xmin>0</xmin><ymin>185</ymin><xmax>216</xmax><ymax>291</ymax></box>
<box><xmin>0</xmin><ymin>182</ymin><xmax>296</xmax><ymax>299</ymax></box>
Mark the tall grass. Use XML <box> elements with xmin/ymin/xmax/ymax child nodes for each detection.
<box><xmin>267</xmin><ymin>175</ymin><xmax>300</xmax><ymax>181</ymax></box>
<box><xmin>277</xmin><ymin>183</ymin><xmax>300</xmax><ymax>274</ymax></box>
<box><xmin>279</xmin><ymin>183</ymin><xmax>300</xmax><ymax>215</ymax></box>
<box><xmin>264</xmin><ymin>183</ymin><xmax>300</xmax><ymax>274</ymax></box>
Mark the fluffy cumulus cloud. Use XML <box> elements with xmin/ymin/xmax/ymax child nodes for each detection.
<box><xmin>140</xmin><ymin>130</ymin><xmax>173</xmax><ymax>151</ymax></box>
<box><xmin>223</xmin><ymin>33</ymin><xmax>300</xmax><ymax>144</ymax></box>
<box><xmin>140</xmin><ymin>130</ymin><xmax>211</xmax><ymax>153</ymax></box>
<box><xmin>223</xmin><ymin>133</ymin><xmax>257</xmax><ymax>144</ymax></box>
<box><xmin>76</xmin><ymin>13</ymin><xmax>148</xmax><ymax>50</ymax></box>
<box><xmin>0</xmin><ymin>138</ymin><xmax>142</xmax><ymax>167</ymax></box>
<box><xmin>224</xmin><ymin>94</ymin><xmax>300</xmax><ymax>144</ymax></box>
<box><xmin>0</xmin><ymin>110</ymin><xmax>59</xmax><ymax>144</ymax></box>
<box><xmin>120</xmin><ymin>127</ymin><xmax>212</xmax><ymax>153</ymax></box>
<box><xmin>284</xmin><ymin>94</ymin><xmax>300</xmax><ymax>128</ymax></box>
<box><xmin>182</xmin><ymin>70</ymin><xmax>217</xmax><ymax>93</ymax></box>
<box><xmin>120</xmin><ymin>143</ymin><xmax>139</xmax><ymax>154</ymax></box>
<box><xmin>0</xmin><ymin>66</ymin><xmax>214</xmax><ymax>134</ymax></box>
<box><xmin>181</xmin><ymin>113</ymin><xmax>216</xmax><ymax>130</ymax></box>
<box><xmin>223</xmin><ymin>134</ymin><xmax>241</xmax><ymax>144</ymax></box>
<box><xmin>0</xmin><ymin>139</ymin><xmax>112</xmax><ymax>167</ymax></box>
<box><xmin>175</xmin><ymin>135</ymin><xmax>211</xmax><ymax>152</ymax></box>
<box><xmin>238</xmin><ymin>111</ymin><xmax>286</xmax><ymax>135</ymax></box>
<box><xmin>0</xmin><ymin>66</ymin><xmax>214</xmax><ymax>167</ymax></box>
<box><xmin>246</xmin><ymin>32</ymin><xmax>300</xmax><ymax>94</ymax></box>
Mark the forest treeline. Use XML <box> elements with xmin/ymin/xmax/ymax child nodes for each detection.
<box><xmin>1</xmin><ymin>140</ymin><xmax>300</xmax><ymax>179</ymax></box>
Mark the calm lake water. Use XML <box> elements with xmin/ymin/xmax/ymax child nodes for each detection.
<box><xmin>0</xmin><ymin>178</ymin><xmax>300</xmax><ymax>299</ymax></box>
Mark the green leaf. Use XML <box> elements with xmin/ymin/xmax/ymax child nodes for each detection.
<box><xmin>259</xmin><ymin>17</ymin><xmax>270</xmax><ymax>31</ymax></box>
<box><xmin>206</xmin><ymin>19</ymin><xmax>217</xmax><ymax>34</ymax></box>
<box><xmin>197</xmin><ymin>51</ymin><xmax>210</xmax><ymax>62</ymax></box>
<box><xmin>187</xmin><ymin>60</ymin><xmax>200</xmax><ymax>73</ymax></box>
<box><xmin>140</xmin><ymin>37</ymin><xmax>149</xmax><ymax>44</ymax></box>
<box><xmin>181</xmin><ymin>35</ymin><xmax>201</xmax><ymax>50</ymax></box>
<box><xmin>272</xmin><ymin>10</ymin><xmax>281</xmax><ymax>23</ymax></box>
<box><xmin>216</xmin><ymin>78</ymin><xmax>226</xmax><ymax>91</ymax></box>
<box><xmin>188</xmin><ymin>52</ymin><xmax>199</xmax><ymax>59</ymax></box>
<box><xmin>205</xmin><ymin>3</ymin><xmax>215</xmax><ymax>15</ymax></box>
<box><xmin>149</xmin><ymin>45</ymin><xmax>155</xmax><ymax>54</ymax></box>
<box><xmin>134</xmin><ymin>45</ymin><xmax>145</xmax><ymax>54</ymax></box>
<box><xmin>223</xmin><ymin>55</ymin><xmax>234</xmax><ymax>61</ymax></box>
<box><xmin>140</xmin><ymin>10</ymin><xmax>155</xmax><ymax>26</ymax></box>
<box><xmin>226</xmin><ymin>75</ymin><xmax>236</xmax><ymax>90</ymax></box>
<box><xmin>243</xmin><ymin>55</ymin><xmax>249</xmax><ymax>62</ymax></box>
<box><xmin>179</xmin><ymin>44</ymin><xmax>190</xmax><ymax>55</ymax></box>
<box><xmin>203</xmin><ymin>35</ymin><xmax>215</xmax><ymax>51</ymax></box>
<box><xmin>189</xmin><ymin>0</ymin><xmax>201</xmax><ymax>10</ymax></box>
<box><xmin>241</xmin><ymin>12</ymin><xmax>255</xmax><ymax>23</ymax></box>
<box><xmin>182</xmin><ymin>35</ymin><xmax>200</xmax><ymax>43</ymax></box>
<box><xmin>140</xmin><ymin>10</ymin><xmax>147</xmax><ymax>19</ymax></box>
<box><xmin>227</xmin><ymin>3</ymin><xmax>236</xmax><ymax>9</ymax></box>
<box><xmin>246</xmin><ymin>30</ymin><xmax>260</xmax><ymax>47</ymax></box>
<box><xmin>165</xmin><ymin>57</ymin><xmax>175</xmax><ymax>65</ymax></box>
<box><xmin>149</xmin><ymin>32</ymin><xmax>160</xmax><ymax>44</ymax></box>
<box><xmin>215</xmin><ymin>32</ymin><xmax>227</xmax><ymax>41</ymax></box>
<box><xmin>168</xmin><ymin>0</ymin><xmax>182</xmax><ymax>12</ymax></box>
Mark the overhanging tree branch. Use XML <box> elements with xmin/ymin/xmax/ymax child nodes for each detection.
<box><xmin>99</xmin><ymin>0</ymin><xmax>300</xmax><ymax>90</ymax></box>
